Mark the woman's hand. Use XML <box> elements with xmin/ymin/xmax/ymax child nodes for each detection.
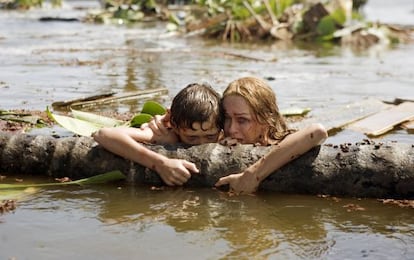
<box><xmin>219</xmin><ymin>137</ymin><xmax>239</xmax><ymax>146</ymax></box>
<box><xmin>157</xmin><ymin>158</ymin><xmax>199</xmax><ymax>186</ymax></box>
<box><xmin>214</xmin><ymin>169</ymin><xmax>260</xmax><ymax>195</ymax></box>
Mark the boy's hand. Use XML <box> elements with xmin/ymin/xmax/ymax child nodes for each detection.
<box><xmin>158</xmin><ymin>158</ymin><xmax>199</xmax><ymax>186</ymax></box>
<box><xmin>141</xmin><ymin>111</ymin><xmax>178</xmax><ymax>144</ymax></box>
<box><xmin>141</xmin><ymin>112</ymin><xmax>171</xmax><ymax>137</ymax></box>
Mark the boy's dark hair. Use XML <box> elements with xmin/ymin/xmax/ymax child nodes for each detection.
<box><xmin>170</xmin><ymin>82</ymin><xmax>223</xmax><ymax>131</ymax></box>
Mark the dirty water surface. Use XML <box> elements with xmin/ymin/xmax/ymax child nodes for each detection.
<box><xmin>1</xmin><ymin>181</ymin><xmax>414</xmax><ymax>260</ymax></box>
<box><xmin>1</xmin><ymin>0</ymin><xmax>414</xmax><ymax>259</ymax></box>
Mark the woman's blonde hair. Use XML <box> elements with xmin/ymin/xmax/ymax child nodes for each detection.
<box><xmin>223</xmin><ymin>77</ymin><xmax>294</xmax><ymax>142</ymax></box>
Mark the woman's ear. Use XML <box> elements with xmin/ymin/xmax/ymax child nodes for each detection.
<box><xmin>260</xmin><ymin>125</ymin><xmax>270</xmax><ymax>145</ymax></box>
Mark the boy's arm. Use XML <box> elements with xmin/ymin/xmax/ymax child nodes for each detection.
<box><xmin>215</xmin><ymin>123</ymin><xmax>328</xmax><ymax>194</ymax></box>
<box><xmin>92</xmin><ymin>127</ymin><xmax>198</xmax><ymax>186</ymax></box>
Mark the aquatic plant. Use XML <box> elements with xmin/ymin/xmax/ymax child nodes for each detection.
<box><xmin>0</xmin><ymin>0</ymin><xmax>62</xmax><ymax>9</ymax></box>
<box><xmin>183</xmin><ymin>0</ymin><xmax>411</xmax><ymax>47</ymax></box>
<box><xmin>86</xmin><ymin>0</ymin><xmax>165</xmax><ymax>24</ymax></box>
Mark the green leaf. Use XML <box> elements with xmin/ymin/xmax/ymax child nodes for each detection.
<box><xmin>47</xmin><ymin>107</ymin><xmax>103</xmax><ymax>137</ymax></box>
<box><xmin>49</xmin><ymin>113</ymin><xmax>102</xmax><ymax>137</ymax></box>
<box><xmin>0</xmin><ymin>110</ymin><xmax>41</xmax><ymax>124</ymax></box>
<box><xmin>0</xmin><ymin>171</ymin><xmax>125</xmax><ymax>190</ymax></box>
<box><xmin>0</xmin><ymin>110</ymin><xmax>31</xmax><ymax>116</ymax></box>
<box><xmin>0</xmin><ymin>188</ymin><xmax>37</xmax><ymax>201</ymax></box>
<box><xmin>71</xmin><ymin>170</ymin><xmax>125</xmax><ymax>185</ymax></box>
<box><xmin>316</xmin><ymin>15</ymin><xmax>337</xmax><ymax>36</ymax></box>
<box><xmin>232</xmin><ymin>5</ymin><xmax>251</xmax><ymax>19</ymax></box>
<box><xmin>330</xmin><ymin>8</ymin><xmax>346</xmax><ymax>26</ymax></box>
<box><xmin>0</xmin><ymin>114</ymin><xmax>40</xmax><ymax>124</ymax></box>
<box><xmin>71</xmin><ymin>109</ymin><xmax>124</xmax><ymax>127</ymax></box>
<box><xmin>141</xmin><ymin>101</ymin><xmax>166</xmax><ymax>116</ymax></box>
<box><xmin>168</xmin><ymin>12</ymin><xmax>181</xmax><ymax>25</ymax></box>
<box><xmin>130</xmin><ymin>113</ymin><xmax>153</xmax><ymax>128</ymax></box>
<box><xmin>48</xmin><ymin>101</ymin><xmax>165</xmax><ymax>134</ymax></box>
<box><xmin>281</xmin><ymin>107</ymin><xmax>311</xmax><ymax>117</ymax></box>
<box><xmin>129</xmin><ymin>101</ymin><xmax>166</xmax><ymax>127</ymax></box>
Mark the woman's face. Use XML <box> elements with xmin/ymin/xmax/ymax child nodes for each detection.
<box><xmin>222</xmin><ymin>95</ymin><xmax>267</xmax><ymax>144</ymax></box>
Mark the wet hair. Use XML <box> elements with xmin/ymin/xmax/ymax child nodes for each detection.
<box><xmin>170</xmin><ymin>82</ymin><xmax>223</xmax><ymax>131</ymax></box>
<box><xmin>223</xmin><ymin>77</ymin><xmax>294</xmax><ymax>142</ymax></box>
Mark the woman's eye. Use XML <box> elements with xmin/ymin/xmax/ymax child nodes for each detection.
<box><xmin>237</xmin><ymin>118</ymin><xmax>249</xmax><ymax>124</ymax></box>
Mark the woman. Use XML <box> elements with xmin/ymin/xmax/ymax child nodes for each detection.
<box><xmin>147</xmin><ymin>77</ymin><xmax>328</xmax><ymax>194</ymax></box>
<box><xmin>214</xmin><ymin>76</ymin><xmax>327</xmax><ymax>194</ymax></box>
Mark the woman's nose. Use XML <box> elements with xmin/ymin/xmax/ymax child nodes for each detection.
<box><xmin>227</xmin><ymin>121</ymin><xmax>238</xmax><ymax>136</ymax></box>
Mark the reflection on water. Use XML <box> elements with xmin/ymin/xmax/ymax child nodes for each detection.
<box><xmin>2</xmin><ymin>184</ymin><xmax>412</xmax><ymax>259</ymax></box>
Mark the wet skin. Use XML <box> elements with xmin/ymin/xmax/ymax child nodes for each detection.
<box><xmin>174</xmin><ymin>119</ymin><xmax>221</xmax><ymax>145</ymax></box>
<box><xmin>222</xmin><ymin>95</ymin><xmax>267</xmax><ymax>144</ymax></box>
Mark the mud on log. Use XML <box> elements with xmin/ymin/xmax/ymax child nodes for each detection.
<box><xmin>0</xmin><ymin>132</ymin><xmax>413</xmax><ymax>199</ymax></box>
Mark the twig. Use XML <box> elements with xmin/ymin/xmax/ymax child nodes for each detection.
<box><xmin>52</xmin><ymin>92</ymin><xmax>116</xmax><ymax>108</ymax></box>
<box><xmin>262</xmin><ymin>0</ymin><xmax>279</xmax><ymax>26</ymax></box>
<box><xmin>243</xmin><ymin>1</ymin><xmax>271</xmax><ymax>31</ymax></box>
<box><xmin>69</xmin><ymin>88</ymin><xmax>169</xmax><ymax>109</ymax></box>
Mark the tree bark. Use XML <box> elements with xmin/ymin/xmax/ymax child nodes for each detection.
<box><xmin>0</xmin><ymin>132</ymin><xmax>413</xmax><ymax>198</ymax></box>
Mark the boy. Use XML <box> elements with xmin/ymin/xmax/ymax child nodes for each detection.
<box><xmin>93</xmin><ymin>83</ymin><xmax>223</xmax><ymax>186</ymax></box>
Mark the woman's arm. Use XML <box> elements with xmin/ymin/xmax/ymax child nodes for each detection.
<box><xmin>215</xmin><ymin>123</ymin><xmax>328</xmax><ymax>194</ymax></box>
<box><xmin>92</xmin><ymin>127</ymin><xmax>198</xmax><ymax>186</ymax></box>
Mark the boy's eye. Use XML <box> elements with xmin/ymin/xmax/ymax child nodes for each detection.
<box><xmin>206</xmin><ymin>134</ymin><xmax>218</xmax><ymax>140</ymax></box>
<box><xmin>186</xmin><ymin>136</ymin><xmax>198</xmax><ymax>142</ymax></box>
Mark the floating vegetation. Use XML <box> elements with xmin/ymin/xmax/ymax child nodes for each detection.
<box><xmin>0</xmin><ymin>110</ymin><xmax>51</xmax><ymax>133</ymax></box>
<box><xmin>0</xmin><ymin>0</ymin><xmax>62</xmax><ymax>9</ymax></box>
<box><xmin>0</xmin><ymin>199</ymin><xmax>16</xmax><ymax>215</ymax></box>
<box><xmin>85</xmin><ymin>0</ymin><xmax>168</xmax><ymax>24</ymax></box>
<box><xmin>48</xmin><ymin>100</ymin><xmax>166</xmax><ymax>136</ymax></box>
<box><xmin>0</xmin><ymin>171</ymin><xmax>126</xmax><ymax>190</ymax></box>
<box><xmin>1</xmin><ymin>0</ymin><xmax>411</xmax><ymax>47</ymax></box>
<box><xmin>183</xmin><ymin>0</ymin><xmax>412</xmax><ymax>47</ymax></box>
<box><xmin>83</xmin><ymin>0</ymin><xmax>412</xmax><ymax>48</ymax></box>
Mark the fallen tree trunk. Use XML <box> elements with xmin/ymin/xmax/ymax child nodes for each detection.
<box><xmin>0</xmin><ymin>132</ymin><xmax>413</xmax><ymax>198</ymax></box>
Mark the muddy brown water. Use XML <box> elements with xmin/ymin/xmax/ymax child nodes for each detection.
<box><xmin>1</xmin><ymin>0</ymin><xmax>414</xmax><ymax>259</ymax></box>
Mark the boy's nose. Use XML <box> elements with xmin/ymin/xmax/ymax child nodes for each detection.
<box><xmin>195</xmin><ymin>140</ymin><xmax>204</xmax><ymax>145</ymax></box>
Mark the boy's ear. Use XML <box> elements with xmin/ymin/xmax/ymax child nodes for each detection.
<box><xmin>218</xmin><ymin>130</ymin><xmax>225</xmax><ymax>140</ymax></box>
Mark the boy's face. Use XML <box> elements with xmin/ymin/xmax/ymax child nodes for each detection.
<box><xmin>174</xmin><ymin>119</ymin><xmax>221</xmax><ymax>145</ymax></box>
